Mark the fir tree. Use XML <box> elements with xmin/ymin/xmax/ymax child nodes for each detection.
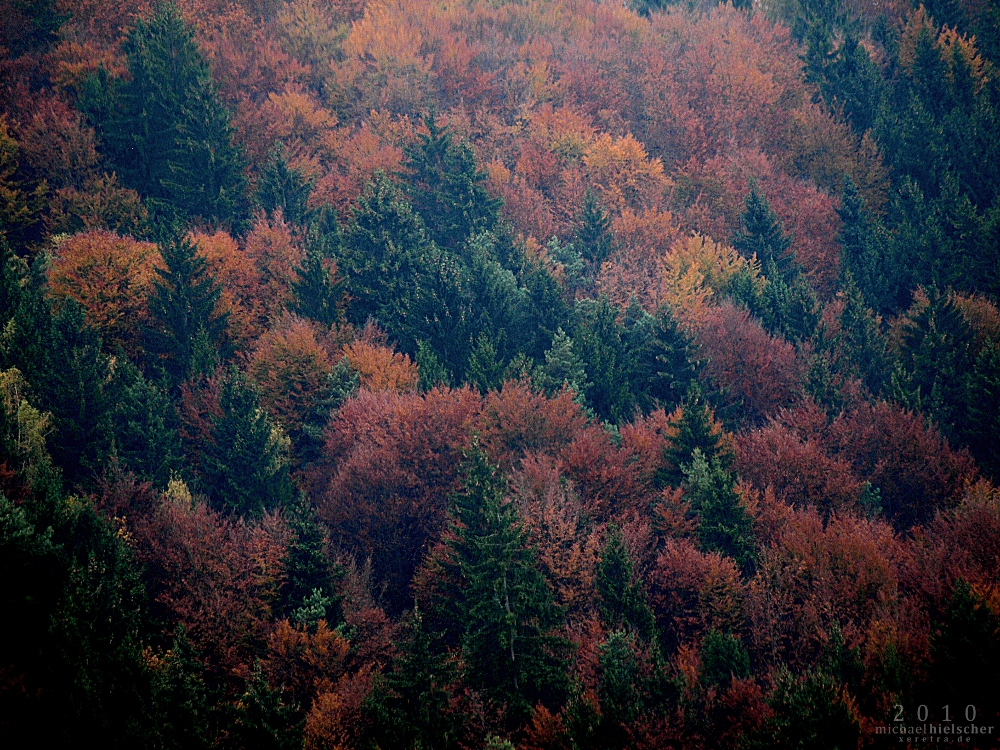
<box><xmin>145</xmin><ymin>233</ymin><xmax>227</xmax><ymax>387</ymax></box>
<box><xmin>596</xmin><ymin>525</ymin><xmax>656</xmax><ymax>642</ymax></box>
<box><xmin>87</xmin><ymin>3</ymin><xmax>249</xmax><ymax>227</ymax></box>
<box><xmin>572</xmin><ymin>297</ymin><xmax>633</xmax><ymax>423</ymax></box>
<box><xmin>683</xmin><ymin>450</ymin><xmax>756</xmax><ymax>576</ymax></box>
<box><xmin>837</xmin><ymin>176</ymin><xmax>889</xmax><ymax>312</ymax></box>
<box><xmin>404</xmin><ymin>115</ymin><xmax>500</xmax><ymax>253</ymax></box>
<box><xmin>575</xmin><ymin>189</ymin><xmax>613</xmax><ymax>277</ymax></box>
<box><xmin>278</xmin><ymin>494</ymin><xmax>341</xmax><ymax>622</ymax></box>
<box><xmin>292</xmin><ymin>208</ymin><xmax>346</xmax><ymax>328</ymax></box>
<box><xmin>732</xmin><ymin>186</ymin><xmax>795</xmax><ymax>281</ymax></box>
<box><xmin>539</xmin><ymin>326</ymin><xmax>589</xmax><ymax>398</ymax></box>
<box><xmin>647</xmin><ymin>304</ymin><xmax>699</xmax><ymax>409</ymax></box>
<box><xmin>258</xmin><ymin>143</ymin><xmax>313</xmax><ymax>227</ymax></box>
<box><xmin>107</xmin><ymin>355</ymin><xmax>182</xmax><ymax>487</ymax></box>
<box><xmin>658</xmin><ymin>383</ymin><xmax>732</xmax><ymax>488</ymax></box>
<box><xmin>423</xmin><ymin>448</ymin><xmax>571</xmax><ymax>722</ymax></box>
<box><xmin>466</xmin><ymin>331</ymin><xmax>504</xmax><ymax>393</ymax></box>
<box><xmin>368</xmin><ymin>605</ymin><xmax>460</xmax><ymax>750</ymax></box>
<box><xmin>199</xmin><ymin>368</ymin><xmax>293</xmax><ymax>516</ymax></box>
<box><xmin>699</xmin><ymin>629</ymin><xmax>751</xmax><ymax>690</ymax></box>
<box><xmin>835</xmin><ymin>273</ymin><xmax>892</xmax><ymax>396</ymax></box>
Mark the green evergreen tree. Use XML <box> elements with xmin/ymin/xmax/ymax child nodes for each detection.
<box><xmin>292</xmin><ymin>208</ymin><xmax>346</xmax><ymax>327</ymax></box>
<box><xmin>836</xmin><ymin>177</ymin><xmax>890</xmax><ymax>313</ymax></box>
<box><xmin>85</xmin><ymin>3</ymin><xmax>248</xmax><ymax>227</ymax></box>
<box><xmin>466</xmin><ymin>331</ymin><xmax>504</xmax><ymax>393</ymax></box>
<box><xmin>966</xmin><ymin>339</ymin><xmax>1000</xmax><ymax>481</ymax></box>
<box><xmin>699</xmin><ymin>629</ymin><xmax>751</xmax><ymax>690</ymax></box>
<box><xmin>107</xmin><ymin>355</ymin><xmax>182</xmax><ymax>487</ymax></box>
<box><xmin>539</xmin><ymin>326</ymin><xmax>590</xmax><ymax>398</ymax></box>
<box><xmin>732</xmin><ymin>186</ymin><xmax>795</xmax><ymax>281</ymax></box>
<box><xmin>278</xmin><ymin>494</ymin><xmax>341</xmax><ymax>622</ymax></box>
<box><xmin>424</xmin><ymin>449</ymin><xmax>571</xmax><ymax>723</ymax></box>
<box><xmin>366</xmin><ymin>605</ymin><xmax>460</xmax><ymax>750</ymax></box>
<box><xmin>683</xmin><ymin>449</ymin><xmax>756</xmax><ymax>576</ymax></box>
<box><xmin>258</xmin><ymin>143</ymin><xmax>313</xmax><ymax>227</ymax></box>
<box><xmin>575</xmin><ymin>189</ymin><xmax>613</xmax><ymax>278</ymax></box>
<box><xmin>199</xmin><ymin>368</ymin><xmax>293</xmax><ymax>516</ymax></box>
<box><xmin>404</xmin><ymin>116</ymin><xmax>501</xmax><ymax>253</ymax></box>
<box><xmin>647</xmin><ymin>304</ymin><xmax>698</xmax><ymax>409</ymax></box>
<box><xmin>893</xmin><ymin>288</ymin><xmax>974</xmax><ymax>443</ymax></box>
<box><xmin>596</xmin><ymin>525</ymin><xmax>656</xmax><ymax>642</ymax></box>
<box><xmin>150</xmin><ymin>628</ymin><xmax>214</xmax><ymax>750</ymax></box>
<box><xmin>145</xmin><ymin>233</ymin><xmax>227</xmax><ymax>388</ymax></box>
<box><xmin>228</xmin><ymin>666</ymin><xmax>303</xmax><ymax>750</ymax></box>
<box><xmin>835</xmin><ymin>273</ymin><xmax>892</xmax><ymax>396</ymax></box>
<box><xmin>572</xmin><ymin>297</ymin><xmax>633</xmax><ymax>423</ymax></box>
<box><xmin>658</xmin><ymin>383</ymin><xmax>732</xmax><ymax>488</ymax></box>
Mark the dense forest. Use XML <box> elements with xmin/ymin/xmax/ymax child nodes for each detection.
<box><xmin>1</xmin><ymin>0</ymin><xmax>999</xmax><ymax>746</ymax></box>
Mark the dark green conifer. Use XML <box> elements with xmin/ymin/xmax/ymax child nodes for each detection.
<box><xmin>699</xmin><ymin>629</ymin><xmax>751</xmax><ymax>690</ymax></box>
<box><xmin>199</xmin><ymin>368</ymin><xmax>293</xmax><ymax>516</ymax></box>
<box><xmin>683</xmin><ymin>449</ymin><xmax>756</xmax><ymax>576</ymax></box>
<box><xmin>658</xmin><ymin>383</ymin><xmax>732</xmax><ymax>488</ymax></box>
<box><xmin>596</xmin><ymin>525</ymin><xmax>656</xmax><ymax>642</ymax></box>
<box><xmin>404</xmin><ymin>116</ymin><xmax>500</xmax><ymax>253</ymax></box>
<box><xmin>424</xmin><ymin>448</ymin><xmax>570</xmax><ymax>722</ymax></box>
<box><xmin>88</xmin><ymin>3</ymin><xmax>249</xmax><ymax>227</ymax></box>
<box><xmin>278</xmin><ymin>494</ymin><xmax>341</xmax><ymax>622</ymax></box>
<box><xmin>258</xmin><ymin>143</ymin><xmax>313</xmax><ymax>227</ymax></box>
<box><xmin>292</xmin><ymin>208</ymin><xmax>346</xmax><ymax>328</ymax></box>
<box><xmin>146</xmin><ymin>233</ymin><xmax>227</xmax><ymax>387</ymax></box>
<box><xmin>732</xmin><ymin>186</ymin><xmax>794</xmax><ymax>281</ymax></box>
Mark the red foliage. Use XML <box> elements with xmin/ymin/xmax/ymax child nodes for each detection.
<box><xmin>827</xmin><ymin>401</ymin><xmax>977</xmax><ymax>530</ymax></box>
<box><xmin>476</xmin><ymin>380</ymin><xmax>589</xmax><ymax>471</ymax></box>
<box><xmin>314</xmin><ymin>386</ymin><xmax>478</xmax><ymax>613</ymax></box>
<box><xmin>694</xmin><ymin>302</ymin><xmax>803</xmax><ymax>424</ymax></box>
<box><xmin>648</xmin><ymin>538</ymin><xmax>746</xmax><ymax>651</ymax></box>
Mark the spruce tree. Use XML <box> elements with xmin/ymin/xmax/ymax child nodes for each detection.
<box><xmin>837</xmin><ymin>176</ymin><xmax>889</xmax><ymax>312</ymax></box>
<box><xmin>88</xmin><ymin>3</ymin><xmax>249</xmax><ymax>227</ymax></box>
<box><xmin>145</xmin><ymin>233</ymin><xmax>227</xmax><ymax>387</ymax></box>
<box><xmin>404</xmin><ymin>116</ymin><xmax>500</xmax><ymax>253</ymax></box>
<box><xmin>683</xmin><ymin>449</ymin><xmax>756</xmax><ymax>576</ymax></box>
<box><xmin>292</xmin><ymin>208</ymin><xmax>346</xmax><ymax>327</ymax></box>
<box><xmin>596</xmin><ymin>525</ymin><xmax>656</xmax><ymax>642</ymax></box>
<box><xmin>647</xmin><ymin>304</ymin><xmax>698</xmax><ymax>409</ymax></box>
<box><xmin>258</xmin><ymin>143</ymin><xmax>313</xmax><ymax>227</ymax></box>
<box><xmin>835</xmin><ymin>273</ymin><xmax>892</xmax><ymax>397</ymax></box>
<box><xmin>107</xmin><ymin>355</ymin><xmax>182</xmax><ymax>487</ymax></box>
<box><xmin>575</xmin><ymin>189</ymin><xmax>613</xmax><ymax>276</ymax></box>
<box><xmin>539</xmin><ymin>326</ymin><xmax>589</xmax><ymax>397</ymax></box>
<box><xmin>966</xmin><ymin>340</ymin><xmax>1000</xmax><ymax>481</ymax></box>
<box><xmin>658</xmin><ymin>383</ymin><xmax>732</xmax><ymax>488</ymax></box>
<box><xmin>199</xmin><ymin>368</ymin><xmax>293</xmax><ymax>516</ymax></box>
<box><xmin>699</xmin><ymin>629</ymin><xmax>751</xmax><ymax>690</ymax></box>
<box><xmin>732</xmin><ymin>186</ymin><xmax>795</xmax><ymax>281</ymax></box>
<box><xmin>424</xmin><ymin>449</ymin><xmax>570</xmax><ymax>722</ymax></box>
<box><xmin>572</xmin><ymin>297</ymin><xmax>633</xmax><ymax>423</ymax></box>
<box><xmin>278</xmin><ymin>494</ymin><xmax>341</xmax><ymax>621</ymax></box>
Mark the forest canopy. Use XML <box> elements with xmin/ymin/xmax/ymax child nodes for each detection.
<box><xmin>1</xmin><ymin>0</ymin><xmax>999</xmax><ymax>746</ymax></box>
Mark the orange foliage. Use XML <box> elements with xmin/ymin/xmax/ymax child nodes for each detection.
<box><xmin>243</xmin><ymin>211</ymin><xmax>304</xmax><ymax>316</ymax></box>
<box><xmin>249</xmin><ymin>315</ymin><xmax>334</xmax><ymax>446</ymax></box>
<box><xmin>191</xmin><ymin>230</ymin><xmax>267</xmax><ymax>345</ymax></box>
<box><xmin>342</xmin><ymin>339</ymin><xmax>419</xmax><ymax>393</ymax></box>
<box><xmin>264</xmin><ymin>619</ymin><xmax>350</xmax><ymax>708</ymax></box>
<box><xmin>47</xmin><ymin>230</ymin><xmax>160</xmax><ymax>358</ymax></box>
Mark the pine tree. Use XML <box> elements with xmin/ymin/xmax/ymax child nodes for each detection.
<box><xmin>837</xmin><ymin>176</ymin><xmax>889</xmax><ymax>313</ymax></box>
<box><xmin>88</xmin><ymin>3</ymin><xmax>248</xmax><ymax>227</ymax></box>
<box><xmin>966</xmin><ymin>340</ymin><xmax>1000</xmax><ymax>480</ymax></box>
<box><xmin>596</xmin><ymin>525</ymin><xmax>656</xmax><ymax>642</ymax></box>
<box><xmin>423</xmin><ymin>448</ymin><xmax>570</xmax><ymax>722</ymax></box>
<box><xmin>404</xmin><ymin>115</ymin><xmax>500</xmax><ymax>253</ymax></box>
<box><xmin>732</xmin><ymin>186</ymin><xmax>795</xmax><ymax>281</ymax></box>
<box><xmin>699</xmin><ymin>629</ymin><xmax>751</xmax><ymax>690</ymax></box>
<box><xmin>658</xmin><ymin>383</ymin><xmax>732</xmax><ymax>488</ymax></box>
<box><xmin>145</xmin><ymin>233</ymin><xmax>227</xmax><ymax>387</ymax></box>
<box><xmin>835</xmin><ymin>273</ymin><xmax>892</xmax><ymax>396</ymax></box>
<box><xmin>369</xmin><ymin>605</ymin><xmax>459</xmax><ymax>750</ymax></box>
<box><xmin>258</xmin><ymin>143</ymin><xmax>313</xmax><ymax>227</ymax></box>
<box><xmin>199</xmin><ymin>368</ymin><xmax>293</xmax><ymax>516</ymax></box>
<box><xmin>572</xmin><ymin>297</ymin><xmax>633</xmax><ymax>423</ymax></box>
<box><xmin>683</xmin><ymin>450</ymin><xmax>756</xmax><ymax>576</ymax></box>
